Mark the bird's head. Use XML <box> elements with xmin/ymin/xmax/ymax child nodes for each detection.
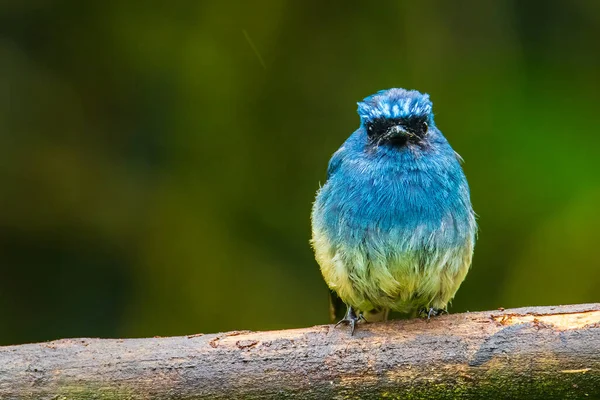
<box><xmin>357</xmin><ymin>88</ymin><xmax>434</xmax><ymax>148</ymax></box>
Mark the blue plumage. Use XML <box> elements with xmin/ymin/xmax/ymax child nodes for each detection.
<box><xmin>311</xmin><ymin>88</ymin><xmax>476</xmax><ymax>333</ymax></box>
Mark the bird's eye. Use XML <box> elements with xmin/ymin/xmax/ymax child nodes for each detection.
<box><xmin>366</xmin><ymin>119</ymin><xmax>385</xmax><ymax>138</ymax></box>
<box><xmin>366</xmin><ymin>124</ymin><xmax>375</xmax><ymax>137</ymax></box>
<box><xmin>406</xmin><ymin>118</ymin><xmax>429</xmax><ymax>137</ymax></box>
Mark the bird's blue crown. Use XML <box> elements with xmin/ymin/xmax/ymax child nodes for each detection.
<box><xmin>357</xmin><ymin>88</ymin><xmax>433</xmax><ymax>124</ymax></box>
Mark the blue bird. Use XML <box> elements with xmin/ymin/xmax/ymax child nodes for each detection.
<box><xmin>311</xmin><ymin>88</ymin><xmax>476</xmax><ymax>334</ymax></box>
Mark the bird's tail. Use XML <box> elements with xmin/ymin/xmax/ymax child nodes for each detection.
<box><xmin>329</xmin><ymin>291</ymin><xmax>346</xmax><ymax>323</ymax></box>
<box><xmin>329</xmin><ymin>291</ymin><xmax>389</xmax><ymax>323</ymax></box>
<box><xmin>363</xmin><ymin>308</ymin><xmax>389</xmax><ymax>322</ymax></box>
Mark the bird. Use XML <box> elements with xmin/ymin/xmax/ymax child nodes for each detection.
<box><xmin>311</xmin><ymin>88</ymin><xmax>476</xmax><ymax>334</ymax></box>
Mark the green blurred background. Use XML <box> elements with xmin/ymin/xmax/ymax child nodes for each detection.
<box><xmin>0</xmin><ymin>1</ymin><xmax>598</xmax><ymax>346</ymax></box>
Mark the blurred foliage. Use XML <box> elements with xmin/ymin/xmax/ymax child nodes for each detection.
<box><xmin>0</xmin><ymin>0</ymin><xmax>599</xmax><ymax>345</ymax></box>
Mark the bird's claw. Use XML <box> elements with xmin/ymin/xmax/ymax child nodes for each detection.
<box><xmin>334</xmin><ymin>306</ymin><xmax>364</xmax><ymax>335</ymax></box>
<box><xmin>421</xmin><ymin>307</ymin><xmax>448</xmax><ymax>322</ymax></box>
<box><xmin>335</xmin><ymin>316</ymin><xmax>358</xmax><ymax>335</ymax></box>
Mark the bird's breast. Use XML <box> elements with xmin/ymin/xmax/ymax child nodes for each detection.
<box><xmin>314</xmin><ymin>157</ymin><xmax>472</xmax><ymax>253</ymax></box>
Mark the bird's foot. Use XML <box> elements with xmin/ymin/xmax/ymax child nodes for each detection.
<box><xmin>420</xmin><ymin>307</ymin><xmax>448</xmax><ymax>322</ymax></box>
<box><xmin>334</xmin><ymin>306</ymin><xmax>365</xmax><ymax>335</ymax></box>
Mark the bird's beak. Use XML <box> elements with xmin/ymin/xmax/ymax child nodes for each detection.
<box><xmin>386</xmin><ymin>124</ymin><xmax>409</xmax><ymax>139</ymax></box>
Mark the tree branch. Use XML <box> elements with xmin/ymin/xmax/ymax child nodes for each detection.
<box><xmin>1</xmin><ymin>304</ymin><xmax>599</xmax><ymax>399</ymax></box>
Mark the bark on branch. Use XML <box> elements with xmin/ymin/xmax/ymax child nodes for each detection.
<box><xmin>1</xmin><ymin>304</ymin><xmax>599</xmax><ymax>399</ymax></box>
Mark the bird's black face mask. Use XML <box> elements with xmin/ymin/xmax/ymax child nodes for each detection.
<box><xmin>365</xmin><ymin>116</ymin><xmax>429</xmax><ymax>147</ymax></box>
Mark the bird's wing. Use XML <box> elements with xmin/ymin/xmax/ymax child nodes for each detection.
<box><xmin>326</xmin><ymin>146</ymin><xmax>346</xmax><ymax>180</ymax></box>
